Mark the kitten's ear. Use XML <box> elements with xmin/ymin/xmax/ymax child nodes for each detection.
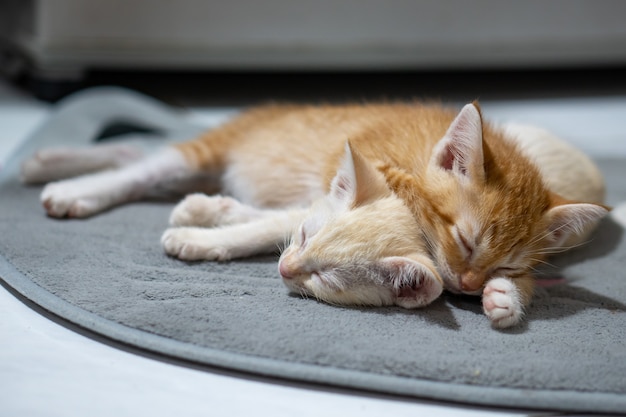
<box><xmin>543</xmin><ymin>201</ymin><xmax>609</xmax><ymax>247</ymax></box>
<box><xmin>378</xmin><ymin>255</ymin><xmax>443</xmax><ymax>309</ymax></box>
<box><xmin>430</xmin><ymin>102</ymin><xmax>485</xmax><ymax>182</ymax></box>
<box><xmin>330</xmin><ymin>141</ymin><xmax>390</xmax><ymax>207</ymax></box>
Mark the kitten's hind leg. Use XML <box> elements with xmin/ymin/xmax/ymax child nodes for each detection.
<box><xmin>41</xmin><ymin>147</ymin><xmax>193</xmax><ymax>218</ymax></box>
<box><xmin>162</xmin><ymin>209</ymin><xmax>307</xmax><ymax>261</ymax></box>
<box><xmin>169</xmin><ymin>193</ymin><xmax>288</xmax><ymax>227</ymax></box>
<box><xmin>21</xmin><ymin>144</ymin><xmax>143</xmax><ymax>184</ymax></box>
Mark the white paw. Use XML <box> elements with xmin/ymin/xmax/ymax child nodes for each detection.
<box><xmin>394</xmin><ymin>269</ymin><xmax>443</xmax><ymax>309</ymax></box>
<box><xmin>41</xmin><ymin>181</ymin><xmax>107</xmax><ymax>218</ymax></box>
<box><xmin>169</xmin><ymin>194</ymin><xmax>252</xmax><ymax>227</ymax></box>
<box><xmin>161</xmin><ymin>227</ymin><xmax>232</xmax><ymax>261</ymax></box>
<box><xmin>482</xmin><ymin>277</ymin><xmax>524</xmax><ymax>328</ymax></box>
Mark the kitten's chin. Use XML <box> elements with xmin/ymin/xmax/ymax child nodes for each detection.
<box><xmin>281</xmin><ymin>277</ymin><xmax>306</xmax><ymax>294</ymax></box>
<box><xmin>280</xmin><ymin>274</ymin><xmax>320</xmax><ymax>299</ymax></box>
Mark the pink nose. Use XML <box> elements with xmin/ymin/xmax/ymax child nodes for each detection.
<box><xmin>460</xmin><ymin>271</ymin><xmax>483</xmax><ymax>292</ymax></box>
<box><xmin>279</xmin><ymin>261</ymin><xmax>294</xmax><ymax>279</ymax></box>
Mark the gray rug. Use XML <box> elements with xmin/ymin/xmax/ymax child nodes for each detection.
<box><xmin>2</xmin><ymin>88</ymin><xmax>626</xmax><ymax>414</ymax></box>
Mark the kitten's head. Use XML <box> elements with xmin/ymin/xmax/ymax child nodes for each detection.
<box><xmin>278</xmin><ymin>142</ymin><xmax>443</xmax><ymax>308</ymax></box>
<box><xmin>388</xmin><ymin>103</ymin><xmax>609</xmax><ymax>296</ymax></box>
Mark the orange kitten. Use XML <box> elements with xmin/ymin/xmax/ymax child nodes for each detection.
<box><xmin>379</xmin><ymin>103</ymin><xmax>608</xmax><ymax>327</ymax></box>
<box><xmin>24</xmin><ymin>102</ymin><xmax>608</xmax><ymax>328</ymax></box>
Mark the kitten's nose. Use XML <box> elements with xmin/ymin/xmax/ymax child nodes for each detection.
<box><xmin>278</xmin><ymin>260</ymin><xmax>295</xmax><ymax>279</ymax></box>
<box><xmin>461</xmin><ymin>271</ymin><xmax>483</xmax><ymax>292</ymax></box>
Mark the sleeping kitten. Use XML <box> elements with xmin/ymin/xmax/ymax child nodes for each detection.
<box><xmin>22</xmin><ymin>103</ymin><xmax>608</xmax><ymax>328</ymax></box>
<box><xmin>379</xmin><ymin>103</ymin><xmax>608</xmax><ymax>327</ymax></box>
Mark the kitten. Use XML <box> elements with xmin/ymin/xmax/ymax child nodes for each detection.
<box><xmin>22</xmin><ymin>103</ymin><xmax>608</xmax><ymax>328</ymax></box>
<box><xmin>379</xmin><ymin>103</ymin><xmax>608</xmax><ymax>327</ymax></box>
<box><xmin>276</xmin><ymin>142</ymin><xmax>443</xmax><ymax>309</ymax></box>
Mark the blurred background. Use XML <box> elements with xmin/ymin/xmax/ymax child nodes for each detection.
<box><xmin>1</xmin><ymin>0</ymin><xmax>626</xmax><ymax>104</ymax></box>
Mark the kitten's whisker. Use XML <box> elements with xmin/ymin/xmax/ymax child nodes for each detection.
<box><xmin>553</xmin><ymin>238</ymin><xmax>592</xmax><ymax>252</ymax></box>
<box><xmin>528</xmin><ymin>257</ymin><xmax>557</xmax><ymax>269</ymax></box>
<box><xmin>527</xmin><ymin>229</ymin><xmax>553</xmax><ymax>248</ymax></box>
<box><xmin>279</xmin><ymin>232</ymin><xmax>294</xmax><ymax>253</ymax></box>
<box><xmin>528</xmin><ymin>238</ymin><xmax>591</xmax><ymax>257</ymax></box>
<box><xmin>527</xmin><ymin>221</ymin><xmax>562</xmax><ymax>247</ymax></box>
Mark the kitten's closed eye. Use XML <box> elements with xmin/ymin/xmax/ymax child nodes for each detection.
<box><xmin>453</xmin><ymin>227</ymin><xmax>474</xmax><ymax>259</ymax></box>
<box><xmin>296</xmin><ymin>213</ymin><xmax>327</xmax><ymax>247</ymax></box>
<box><xmin>491</xmin><ymin>266</ymin><xmax>521</xmax><ymax>276</ymax></box>
<box><xmin>299</xmin><ymin>226</ymin><xmax>308</xmax><ymax>247</ymax></box>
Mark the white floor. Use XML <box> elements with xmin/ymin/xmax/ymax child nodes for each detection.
<box><xmin>1</xmin><ymin>79</ymin><xmax>625</xmax><ymax>417</ymax></box>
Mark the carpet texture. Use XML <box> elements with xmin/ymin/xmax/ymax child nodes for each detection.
<box><xmin>1</xmin><ymin>88</ymin><xmax>626</xmax><ymax>414</ymax></box>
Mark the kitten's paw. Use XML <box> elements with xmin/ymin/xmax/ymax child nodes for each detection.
<box><xmin>41</xmin><ymin>182</ymin><xmax>104</xmax><ymax>218</ymax></box>
<box><xmin>382</xmin><ymin>256</ymin><xmax>443</xmax><ymax>309</ymax></box>
<box><xmin>395</xmin><ymin>272</ymin><xmax>443</xmax><ymax>309</ymax></box>
<box><xmin>482</xmin><ymin>277</ymin><xmax>524</xmax><ymax>329</ymax></box>
<box><xmin>161</xmin><ymin>227</ymin><xmax>232</xmax><ymax>261</ymax></box>
<box><xmin>169</xmin><ymin>194</ymin><xmax>251</xmax><ymax>227</ymax></box>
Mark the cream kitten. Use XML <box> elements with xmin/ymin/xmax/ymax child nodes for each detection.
<box><xmin>276</xmin><ymin>143</ymin><xmax>443</xmax><ymax>308</ymax></box>
<box><xmin>22</xmin><ymin>103</ymin><xmax>608</xmax><ymax>328</ymax></box>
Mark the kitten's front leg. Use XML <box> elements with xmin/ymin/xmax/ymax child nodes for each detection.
<box><xmin>162</xmin><ymin>209</ymin><xmax>307</xmax><ymax>261</ymax></box>
<box><xmin>41</xmin><ymin>148</ymin><xmax>192</xmax><ymax>218</ymax></box>
<box><xmin>482</xmin><ymin>275</ymin><xmax>534</xmax><ymax>329</ymax></box>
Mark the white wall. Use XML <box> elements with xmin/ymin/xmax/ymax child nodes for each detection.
<box><xmin>6</xmin><ymin>0</ymin><xmax>626</xmax><ymax>77</ymax></box>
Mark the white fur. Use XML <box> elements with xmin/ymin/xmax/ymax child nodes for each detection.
<box><xmin>610</xmin><ymin>201</ymin><xmax>626</xmax><ymax>228</ymax></box>
<box><xmin>381</xmin><ymin>256</ymin><xmax>443</xmax><ymax>309</ymax></box>
<box><xmin>482</xmin><ymin>277</ymin><xmax>524</xmax><ymax>328</ymax></box>
<box><xmin>40</xmin><ymin>148</ymin><xmax>191</xmax><ymax>218</ymax></box>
